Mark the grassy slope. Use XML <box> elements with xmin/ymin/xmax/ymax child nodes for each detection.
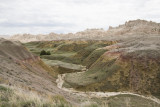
<box><xmin>64</xmin><ymin>55</ymin><xmax>119</xmax><ymax>90</ymax></box>
<box><xmin>0</xmin><ymin>85</ymin><xmax>71</xmax><ymax>107</ymax></box>
<box><xmin>65</xmin><ymin>49</ymin><xmax>160</xmax><ymax>98</ymax></box>
<box><xmin>1</xmin><ymin>85</ymin><xmax>159</xmax><ymax>107</ymax></box>
<box><xmin>42</xmin><ymin>59</ymin><xmax>85</xmax><ymax>74</ymax></box>
<box><xmin>24</xmin><ymin>40</ymin><xmax>115</xmax><ymax>72</ymax></box>
<box><xmin>82</xmin><ymin>48</ymin><xmax>107</xmax><ymax>68</ymax></box>
<box><xmin>67</xmin><ymin>41</ymin><xmax>115</xmax><ymax>64</ymax></box>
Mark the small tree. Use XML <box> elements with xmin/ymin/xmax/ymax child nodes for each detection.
<box><xmin>40</xmin><ymin>50</ymin><xmax>46</xmax><ymax>56</ymax></box>
<box><xmin>40</xmin><ymin>50</ymin><xmax>51</xmax><ymax>56</ymax></box>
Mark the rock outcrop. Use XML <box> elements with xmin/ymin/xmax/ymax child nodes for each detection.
<box><xmin>9</xmin><ymin>19</ymin><xmax>160</xmax><ymax>43</ymax></box>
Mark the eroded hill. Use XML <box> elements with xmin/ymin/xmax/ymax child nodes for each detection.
<box><xmin>9</xmin><ymin>19</ymin><xmax>160</xmax><ymax>43</ymax></box>
<box><xmin>0</xmin><ymin>38</ymin><xmax>93</xmax><ymax>106</ymax></box>
<box><xmin>64</xmin><ymin>36</ymin><xmax>160</xmax><ymax>98</ymax></box>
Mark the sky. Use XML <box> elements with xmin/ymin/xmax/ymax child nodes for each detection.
<box><xmin>0</xmin><ymin>0</ymin><xmax>160</xmax><ymax>36</ymax></box>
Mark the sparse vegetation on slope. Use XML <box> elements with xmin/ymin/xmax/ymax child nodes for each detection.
<box><xmin>82</xmin><ymin>48</ymin><xmax>107</xmax><ymax>68</ymax></box>
<box><xmin>0</xmin><ymin>85</ymin><xmax>71</xmax><ymax>107</ymax></box>
<box><xmin>0</xmin><ymin>38</ymin><xmax>85</xmax><ymax>106</ymax></box>
<box><xmin>25</xmin><ymin>37</ymin><xmax>160</xmax><ymax>99</ymax></box>
<box><xmin>64</xmin><ymin>37</ymin><xmax>160</xmax><ymax>98</ymax></box>
<box><xmin>25</xmin><ymin>40</ymin><xmax>116</xmax><ymax>73</ymax></box>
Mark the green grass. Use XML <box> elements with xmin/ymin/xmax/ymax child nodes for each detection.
<box><xmin>83</xmin><ymin>48</ymin><xmax>107</xmax><ymax>68</ymax></box>
<box><xmin>24</xmin><ymin>40</ymin><xmax>114</xmax><ymax>65</ymax></box>
<box><xmin>0</xmin><ymin>86</ymin><xmax>10</xmax><ymax>92</ymax></box>
<box><xmin>64</xmin><ymin>57</ymin><xmax>119</xmax><ymax>90</ymax></box>
<box><xmin>41</xmin><ymin>52</ymin><xmax>75</xmax><ymax>62</ymax></box>
<box><xmin>24</xmin><ymin>42</ymin><xmax>56</xmax><ymax>56</ymax></box>
<box><xmin>42</xmin><ymin>59</ymin><xmax>84</xmax><ymax>70</ymax></box>
<box><xmin>42</xmin><ymin>59</ymin><xmax>85</xmax><ymax>74</ymax></box>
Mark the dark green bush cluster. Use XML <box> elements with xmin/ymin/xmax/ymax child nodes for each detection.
<box><xmin>40</xmin><ymin>50</ymin><xmax>51</xmax><ymax>56</ymax></box>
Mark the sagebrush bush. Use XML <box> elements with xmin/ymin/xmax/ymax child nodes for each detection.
<box><xmin>40</xmin><ymin>50</ymin><xmax>51</xmax><ymax>56</ymax></box>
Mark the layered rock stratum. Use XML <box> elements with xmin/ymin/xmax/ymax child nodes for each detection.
<box><xmin>9</xmin><ymin>19</ymin><xmax>160</xmax><ymax>43</ymax></box>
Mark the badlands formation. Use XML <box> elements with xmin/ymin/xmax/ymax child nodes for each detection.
<box><xmin>10</xmin><ymin>19</ymin><xmax>160</xmax><ymax>42</ymax></box>
<box><xmin>0</xmin><ymin>19</ymin><xmax>160</xmax><ymax>107</ymax></box>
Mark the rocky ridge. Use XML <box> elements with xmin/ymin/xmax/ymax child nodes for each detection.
<box><xmin>9</xmin><ymin>19</ymin><xmax>160</xmax><ymax>43</ymax></box>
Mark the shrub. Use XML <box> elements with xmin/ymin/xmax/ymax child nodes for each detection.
<box><xmin>40</xmin><ymin>50</ymin><xmax>51</xmax><ymax>56</ymax></box>
<box><xmin>40</xmin><ymin>50</ymin><xmax>46</xmax><ymax>56</ymax></box>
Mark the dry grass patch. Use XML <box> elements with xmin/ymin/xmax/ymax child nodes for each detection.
<box><xmin>0</xmin><ymin>84</ymin><xmax>71</xmax><ymax>107</ymax></box>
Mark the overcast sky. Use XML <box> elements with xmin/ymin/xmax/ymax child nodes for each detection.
<box><xmin>0</xmin><ymin>0</ymin><xmax>160</xmax><ymax>36</ymax></box>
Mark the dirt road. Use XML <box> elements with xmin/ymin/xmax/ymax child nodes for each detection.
<box><xmin>56</xmin><ymin>73</ymin><xmax>160</xmax><ymax>104</ymax></box>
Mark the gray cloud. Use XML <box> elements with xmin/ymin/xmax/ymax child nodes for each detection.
<box><xmin>0</xmin><ymin>0</ymin><xmax>160</xmax><ymax>35</ymax></box>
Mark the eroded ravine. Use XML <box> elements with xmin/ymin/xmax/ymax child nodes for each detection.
<box><xmin>56</xmin><ymin>70</ymin><xmax>160</xmax><ymax>104</ymax></box>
